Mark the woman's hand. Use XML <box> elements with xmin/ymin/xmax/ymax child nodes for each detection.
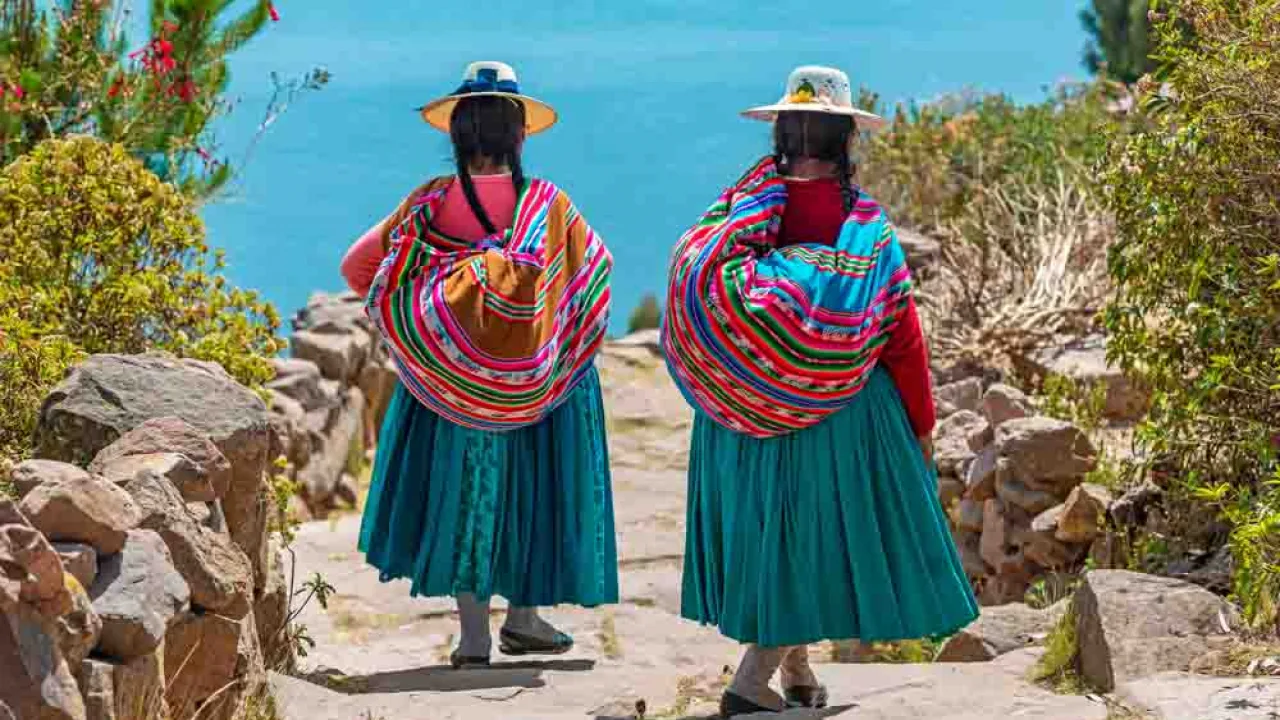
<box><xmin>918</xmin><ymin>435</ymin><xmax>935</xmax><ymax>465</ymax></box>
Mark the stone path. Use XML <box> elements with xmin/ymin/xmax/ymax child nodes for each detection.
<box><xmin>269</xmin><ymin>463</ymin><xmax>1112</xmax><ymax>720</ymax></box>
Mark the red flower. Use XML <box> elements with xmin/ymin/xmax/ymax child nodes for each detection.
<box><xmin>268</xmin><ymin>2</ymin><xmax>280</xmax><ymax>21</ymax></box>
<box><xmin>11</xmin><ymin>84</ymin><xmax>23</xmax><ymax>99</ymax></box>
<box><xmin>107</xmin><ymin>77</ymin><xmax>123</xmax><ymax>98</ymax></box>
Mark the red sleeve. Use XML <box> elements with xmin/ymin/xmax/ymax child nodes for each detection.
<box><xmin>340</xmin><ymin>219</ymin><xmax>389</xmax><ymax>297</ymax></box>
<box><xmin>879</xmin><ymin>295</ymin><xmax>937</xmax><ymax>437</ymax></box>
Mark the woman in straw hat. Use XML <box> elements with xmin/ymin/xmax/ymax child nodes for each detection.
<box><xmin>341</xmin><ymin>61</ymin><xmax>617</xmax><ymax>668</ymax></box>
<box><xmin>662</xmin><ymin>65</ymin><xmax>978</xmax><ymax>716</ymax></box>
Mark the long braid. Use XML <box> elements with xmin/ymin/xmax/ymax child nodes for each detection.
<box><xmin>836</xmin><ymin>149</ymin><xmax>855</xmax><ymax>217</ymax></box>
<box><xmin>509</xmin><ymin>150</ymin><xmax>526</xmax><ymax>196</ymax></box>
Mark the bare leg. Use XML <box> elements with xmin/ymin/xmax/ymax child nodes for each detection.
<box><xmin>727</xmin><ymin>645</ymin><xmax>787</xmax><ymax>710</ymax></box>
<box><xmin>780</xmin><ymin>644</ymin><xmax>820</xmax><ymax>688</ymax></box>
<box><xmin>455</xmin><ymin>593</ymin><xmax>492</xmax><ymax>657</ymax></box>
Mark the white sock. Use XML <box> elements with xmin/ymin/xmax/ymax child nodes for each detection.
<box><xmin>502</xmin><ymin>606</ymin><xmax>559</xmax><ymax>640</ymax></box>
<box><xmin>780</xmin><ymin>645</ymin><xmax>819</xmax><ymax>688</ymax></box>
<box><xmin>455</xmin><ymin>593</ymin><xmax>492</xmax><ymax>657</ymax></box>
<box><xmin>728</xmin><ymin>645</ymin><xmax>786</xmax><ymax>710</ymax></box>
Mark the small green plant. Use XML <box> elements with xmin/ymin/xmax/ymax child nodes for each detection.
<box><xmin>626</xmin><ymin>293</ymin><xmax>662</xmax><ymax>335</ymax></box>
<box><xmin>1032</xmin><ymin>602</ymin><xmax>1086</xmax><ymax>694</ymax></box>
<box><xmin>598</xmin><ymin>611</ymin><xmax>622</xmax><ymax>660</ymax></box>
<box><xmin>267</xmin><ymin>456</ymin><xmax>301</xmax><ymax>546</ymax></box>
<box><xmin>1025</xmin><ymin>569</ymin><xmax>1088</xmax><ymax>611</ymax></box>
<box><xmin>1040</xmin><ymin>374</ymin><xmax>1108</xmax><ymax>433</ymax></box>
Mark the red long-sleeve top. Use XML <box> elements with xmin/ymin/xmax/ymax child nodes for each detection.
<box><xmin>778</xmin><ymin>178</ymin><xmax>937</xmax><ymax>438</ymax></box>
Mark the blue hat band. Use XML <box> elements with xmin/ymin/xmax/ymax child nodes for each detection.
<box><xmin>454</xmin><ymin>67</ymin><xmax>520</xmax><ymax>96</ymax></box>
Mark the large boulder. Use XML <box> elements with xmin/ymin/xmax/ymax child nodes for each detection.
<box><xmin>964</xmin><ymin>447</ymin><xmax>1003</xmax><ymax>502</ymax></box>
<box><xmin>0</xmin><ymin>605</ymin><xmax>87</xmax><ymax>720</ymax></box>
<box><xmin>1117</xmin><ymin>672</ymin><xmax>1280</xmax><ymax>720</ymax></box>
<box><xmin>291</xmin><ymin>290</ymin><xmax>370</xmax><ymax>333</ymax></box>
<box><xmin>125</xmin><ymin>471</ymin><xmax>253</xmax><ymax>619</ymax></box>
<box><xmin>89</xmin><ymin>530</ymin><xmax>190</xmax><ymax>661</ymax></box>
<box><xmin>166</xmin><ymin>612</ymin><xmax>266</xmax><ymax>720</ymax></box>
<box><xmin>89</xmin><ymin>417</ymin><xmax>232</xmax><ymax>504</ymax></box>
<box><xmin>1075</xmin><ymin>570</ymin><xmax>1238</xmax><ymax>692</ymax></box>
<box><xmin>266</xmin><ymin>358</ymin><xmax>329</xmax><ymax>412</ymax></box>
<box><xmin>936</xmin><ymin>601</ymin><xmax>1067</xmax><ymax>662</ymax></box>
<box><xmin>935</xmin><ymin>410</ymin><xmax>991</xmax><ymax>475</ymax></box>
<box><xmin>995</xmin><ymin>476</ymin><xmax>1060</xmax><ymax>515</ymax></box>
<box><xmin>36</xmin><ymin>355</ymin><xmax>274</xmax><ymax>588</ymax></box>
<box><xmin>290</xmin><ymin>328</ymin><xmax>372</xmax><ymax>385</ymax></box>
<box><xmin>19</xmin><ymin>477</ymin><xmax>141</xmax><ymax>555</ymax></box>
<box><xmin>8</xmin><ymin>460</ymin><xmax>91</xmax><ymax>499</ymax></box>
<box><xmin>995</xmin><ymin>417</ymin><xmax>1097</xmax><ymax>493</ymax></box>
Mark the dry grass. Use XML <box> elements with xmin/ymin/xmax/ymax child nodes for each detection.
<box><xmin>1031</xmin><ymin>602</ymin><xmax>1087</xmax><ymax>694</ymax></box>
<box><xmin>922</xmin><ymin>172</ymin><xmax>1112</xmax><ymax>372</ymax></box>
<box><xmin>598</xmin><ymin>611</ymin><xmax>623</xmax><ymax>660</ymax></box>
<box><xmin>1190</xmin><ymin>639</ymin><xmax>1280</xmax><ymax>677</ymax></box>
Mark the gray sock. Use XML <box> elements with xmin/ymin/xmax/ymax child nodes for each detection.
<box><xmin>455</xmin><ymin>593</ymin><xmax>492</xmax><ymax>657</ymax></box>
<box><xmin>502</xmin><ymin>606</ymin><xmax>558</xmax><ymax>640</ymax></box>
<box><xmin>728</xmin><ymin>645</ymin><xmax>787</xmax><ymax>710</ymax></box>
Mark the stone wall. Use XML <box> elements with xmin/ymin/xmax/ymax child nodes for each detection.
<box><xmin>2</xmin><ymin>354</ymin><xmax>292</xmax><ymax>720</ymax></box>
<box><xmin>268</xmin><ymin>291</ymin><xmax>395</xmax><ymax>518</ymax></box>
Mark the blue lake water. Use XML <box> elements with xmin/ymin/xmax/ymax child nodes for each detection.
<box><xmin>203</xmin><ymin>1</ymin><xmax>1086</xmax><ymax>331</ymax></box>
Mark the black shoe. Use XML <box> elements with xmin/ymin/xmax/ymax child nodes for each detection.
<box><xmin>719</xmin><ymin>691</ymin><xmax>780</xmax><ymax>718</ymax></box>
<box><xmin>449</xmin><ymin>648</ymin><xmax>490</xmax><ymax>669</ymax></box>
<box><xmin>498</xmin><ymin>627</ymin><xmax>574</xmax><ymax>656</ymax></box>
<box><xmin>784</xmin><ymin>684</ymin><xmax>829</xmax><ymax>709</ymax></box>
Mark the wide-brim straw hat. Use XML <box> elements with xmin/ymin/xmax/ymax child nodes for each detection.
<box><xmin>742</xmin><ymin>65</ymin><xmax>885</xmax><ymax>131</ymax></box>
<box><xmin>419</xmin><ymin>61</ymin><xmax>558</xmax><ymax>135</ymax></box>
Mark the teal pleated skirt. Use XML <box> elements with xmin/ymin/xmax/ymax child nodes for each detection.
<box><xmin>681</xmin><ymin>368</ymin><xmax>979</xmax><ymax>647</ymax></box>
<box><xmin>358</xmin><ymin>367</ymin><xmax>619</xmax><ymax>607</ymax></box>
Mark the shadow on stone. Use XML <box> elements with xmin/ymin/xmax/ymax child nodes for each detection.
<box><xmin>300</xmin><ymin>658</ymin><xmax>595</xmax><ymax>694</ymax></box>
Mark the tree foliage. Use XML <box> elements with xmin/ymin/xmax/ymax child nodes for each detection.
<box><xmin>1102</xmin><ymin>0</ymin><xmax>1280</xmax><ymax>630</ymax></box>
<box><xmin>0</xmin><ymin>136</ymin><xmax>282</xmax><ymax>461</ymax></box>
<box><xmin>627</xmin><ymin>293</ymin><xmax>663</xmax><ymax>335</ymax></box>
<box><xmin>1081</xmin><ymin>0</ymin><xmax>1158</xmax><ymax>84</ymax></box>
<box><xmin>0</xmin><ymin>0</ymin><xmax>320</xmax><ymax>200</ymax></box>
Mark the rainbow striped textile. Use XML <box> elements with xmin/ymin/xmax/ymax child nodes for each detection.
<box><xmin>366</xmin><ymin>177</ymin><xmax>611</xmax><ymax>431</ymax></box>
<box><xmin>662</xmin><ymin>157</ymin><xmax>914</xmax><ymax>438</ymax></box>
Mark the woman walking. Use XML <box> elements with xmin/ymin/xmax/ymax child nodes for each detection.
<box><xmin>663</xmin><ymin>65</ymin><xmax>978</xmax><ymax>716</ymax></box>
<box><xmin>342</xmin><ymin>61</ymin><xmax>618</xmax><ymax>668</ymax></box>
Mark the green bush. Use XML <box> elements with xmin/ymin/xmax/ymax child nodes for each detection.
<box><xmin>0</xmin><ymin>136</ymin><xmax>282</xmax><ymax>461</ymax></box>
<box><xmin>627</xmin><ymin>293</ymin><xmax>662</xmax><ymax>335</ymax></box>
<box><xmin>1080</xmin><ymin>0</ymin><xmax>1157</xmax><ymax>84</ymax></box>
<box><xmin>1102</xmin><ymin>0</ymin><xmax>1280</xmax><ymax>631</ymax></box>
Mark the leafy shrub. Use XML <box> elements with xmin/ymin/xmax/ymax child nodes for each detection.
<box><xmin>627</xmin><ymin>293</ymin><xmax>662</xmax><ymax>335</ymax></box>
<box><xmin>0</xmin><ymin>136</ymin><xmax>282</xmax><ymax>461</ymax></box>
<box><xmin>1080</xmin><ymin>0</ymin><xmax>1157</xmax><ymax>84</ymax></box>
<box><xmin>859</xmin><ymin>85</ymin><xmax>1120</xmax><ymax>369</ymax></box>
<box><xmin>1102</xmin><ymin>0</ymin><xmax>1280</xmax><ymax>631</ymax></box>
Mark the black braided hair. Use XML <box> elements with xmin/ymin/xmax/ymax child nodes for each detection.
<box><xmin>449</xmin><ymin>96</ymin><xmax>528</xmax><ymax>235</ymax></box>
<box><xmin>773</xmin><ymin>111</ymin><xmax>858</xmax><ymax>213</ymax></box>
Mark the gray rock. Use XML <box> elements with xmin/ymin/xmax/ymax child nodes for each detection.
<box><xmin>0</xmin><ymin>510</ymin><xmax>73</xmax><ymax>619</ymax></box>
<box><xmin>936</xmin><ymin>378</ymin><xmax>984</xmax><ymax>419</ymax></box>
<box><xmin>982</xmin><ymin>384</ymin><xmax>1035</xmax><ymax>428</ymax></box>
<box><xmin>954</xmin><ymin>529</ymin><xmax>988</xmax><ymax>580</ymax></box>
<box><xmin>19</xmin><ymin>477</ymin><xmax>140</xmax><ymax>556</ymax></box>
<box><xmin>95</xmin><ymin>453</ymin><xmax>214</xmax><ymax>504</ymax></box>
<box><xmin>36</xmin><ymin>355</ymin><xmax>273</xmax><ymax>588</ymax></box>
<box><xmin>298</xmin><ymin>387</ymin><xmax>364</xmax><ymax>510</ymax></box>
<box><xmin>107</xmin><ymin>648</ymin><xmax>165</xmax><ymax>720</ymax></box>
<box><xmin>996</xmin><ymin>476</ymin><xmax>1061</xmax><ymax>515</ymax></box>
<box><xmin>980</xmin><ymin>499</ymin><xmax>1026</xmax><ymax>577</ymax></box>
<box><xmin>53</xmin><ymin>543</ymin><xmax>97</xmax><ymax>590</ymax></box>
<box><xmin>937</xmin><ymin>602</ymin><xmax>1066</xmax><ymax>662</ymax></box>
<box><xmin>611</xmin><ymin>329</ymin><xmax>663</xmax><ymax>355</ymax></box>
<box><xmin>935</xmin><ymin>410</ymin><xmax>991</xmax><ymax>475</ymax></box>
<box><xmin>266</xmin><ymin>361</ymin><xmax>330</xmax><ymax>412</ymax></box>
<box><xmin>1056</xmin><ymin>484</ymin><xmax>1113</xmax><ymax>544</ymax></box>
<box><xmin>0</xmin><ymin>604</ymin><xmax>87</xmax><ymax>720</ymax></box>
<box><xmin>1110</xmin><ymin>480</ymin><xmax>1163</xmax><ymax>528</ymax></box>
<box><xmin>9</xmin><ymin>460</ymin><xmax>91</xmax><ymax>499</ymax></box>
<box><xmin>53</xmin><ymin>579</ymin><xmax>101</xmax><ymax>669</ymax></box>
<box><xmin>255</xmin><ymin>541</ymin><xmax>293</xmax><ymax>672</ymax></box>
<box><xmin>955</xmin><ymin>498</ymin><xmax>986</xmax><ymax>532</ymax></box>
<box><xmin>995</xmin><ymin>417</ymin><xmax>1097</xmax><ymax>492</ymax></box>
<box><xmin>292</xmin><ymin>291</ymin><xmax>370</xmax><ymax>334</ymax></box>
<box><xmin>125</xmin><ymin>471</ymin><xmax>253</xmax><ymax>619</ymax></box>
<box><xmin>290</xmin><ymin>328</ymin><xmax>372</xmax><ymax>385</ymax></box>
<box><xmin>89</xmin><ymin>530</ymin><xmax>190</xmax><ymax>660</ymax></box>
<box><xmin>1075</xmin><ymin>570</ymin><xmax>1238</xmax><ymax>692</ymax></box>
<box><xmin>166</xmin><ymin>611</ymin><xmax>266</xmax><ymax>720</ymax></box>
<box><xmin>77</xmin><ymin>659</ymin><xmax>115</xmax><ymax>720</ymax></box>
<box><xmin>357</xmin><ymin>355</ymin><xmax>398</xmax><ymax>439</ymax></box>
<box><xmin>267</xmin><ymin>390</ymin><xmax>310</xmax><ymax>470</ymax></box>
<box><xmin>1034</xmin><ymin>339</ymin><xmax>1148</xmax><ymax>421</ymax></box>
<box><xmin>1184</xmin><ymin>545</ymin><xmax>1234</xmax><ymax>595</ymax></box>
<box><xmin>964</xmin><ymin>447</ymin><xmax>1003</xmax><ymax>502</ymax></box>
<box><xmin>1117</xmin><ymin>672</ymin><xmax>1280</xmax><ymax>720</ymax></box>
<box><xmin>89</xmin><ymin>417</ymin><xmax>231</xmax><ymax>502</ymax></box>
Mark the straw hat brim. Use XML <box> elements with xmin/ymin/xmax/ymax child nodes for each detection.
<box><xmin>420</xmin><ymin>92</ymin><xmax>558</xmax><ymax>135</ymax></box>
<box><xmin>742</xmin><ymin>103</ymin><xmax>886</xmax><ymax>131</ymax></box>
